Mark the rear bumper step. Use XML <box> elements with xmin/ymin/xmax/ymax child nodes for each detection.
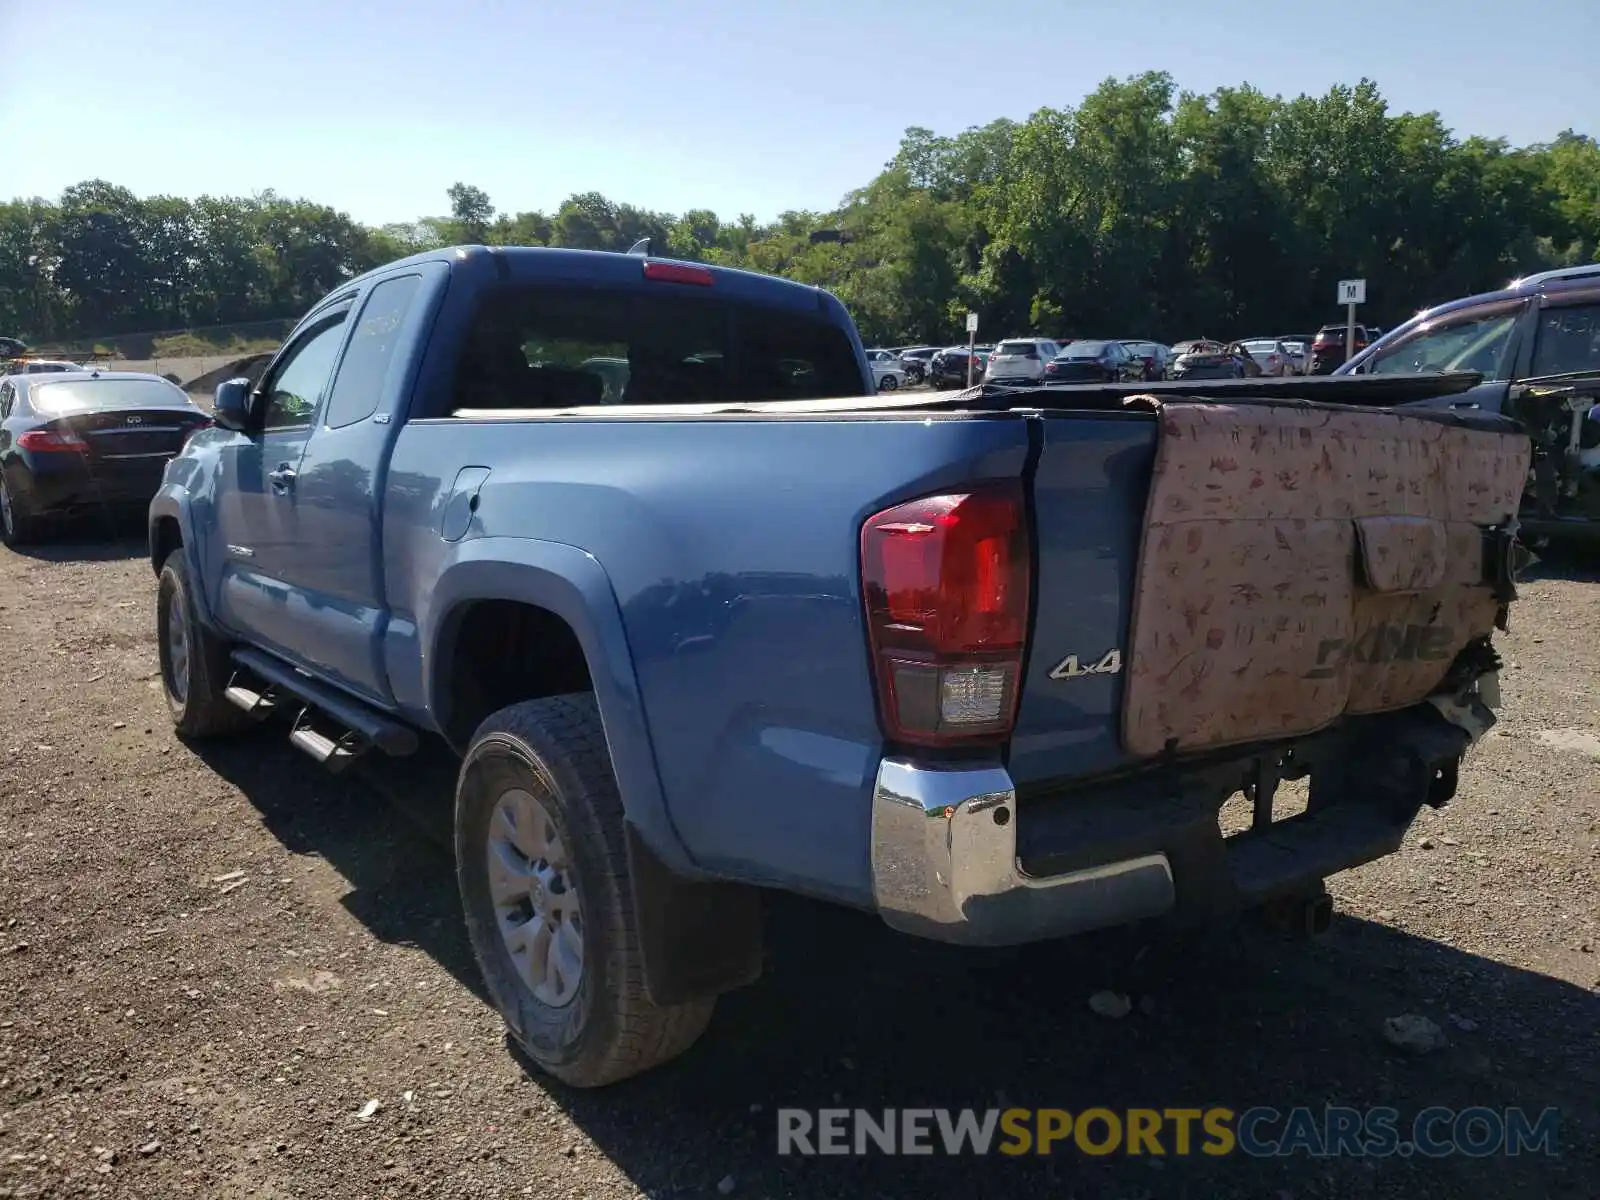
<box><xmin>869</xmin><ymin>759</ymin><xmax>1176</xmax><ymax>946</ymax></box>
<box><xmin>229</xmin><ymin>647</ymin><xmax>418</xmax><ymax>757</ymax></box>
<box><xmin>869</xmin><ymin>717</ymin><xmax>1461</xmax><ymax>946</ymax></box>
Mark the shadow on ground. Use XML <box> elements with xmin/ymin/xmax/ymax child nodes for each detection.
<box><xmin>189</xmin><ymin>728</ymin><xmax>488</xmax><ymax>1004</ymax></box>
<box><xmin>194</xmin><ymin>730</ymin><xmax>1598</xmax><ymax>1200</ymax></box>
<box><xmin>8</xmin><ymin>525</ymin><xmax>147</xmax><ymax>563</ymax></box>
<box><xmin>1521</xmin><ymin>541</ymin><xmax>1600</xmax><ymax>585</ymax></box>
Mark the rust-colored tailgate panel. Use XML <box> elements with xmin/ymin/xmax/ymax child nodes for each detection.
<box><xmin>1121</xmin><ymin>401</ymin><xmax>1530</xmax><ymax>758</ymax></box>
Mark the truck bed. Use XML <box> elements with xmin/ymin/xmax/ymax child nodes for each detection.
<box><xmin>392</xmin><ymin>371</ymin><xmax>1529</xmax><ymax>906</ymax></box>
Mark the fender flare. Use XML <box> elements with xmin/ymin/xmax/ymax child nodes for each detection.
<box><xmin>422</xmin><ymin>537</ymin><xmax>700</xmax><ymax>878</ymax></box>
<box><xmin>147</xmin><ymin>486</ymin><xmax>219</xmax><ymax>630</ymax></box>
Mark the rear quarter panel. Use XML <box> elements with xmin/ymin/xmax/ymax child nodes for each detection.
<box><xmin>383</xmin><ymin>413</ymin><xmax>1030</xmax><ymax>907</ymax></box>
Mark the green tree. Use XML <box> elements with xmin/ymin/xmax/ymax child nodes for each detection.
<box><xmin>446</xmin><ymin>182</ymin><xmax>495</xmax><ymax>243</ymax></box>
<box><xmin>3</xmin><ymin>76</ymin><xmax>1591</xmax><ymax>347</ymax></box>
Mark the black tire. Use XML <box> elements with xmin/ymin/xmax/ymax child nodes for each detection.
<box><xmin>0</xmin><ymin>470</ymin><xmax>41</xmax><ymax>547</ymax></box>
<box><xmin>157</xmin><ymin>548</ymin><xmax>251</xmax><ymax>738</ymax></box>
<box><xmin>456</xmin><ymin>694</ymin><xmax>714</xmax><ymax>1087</ymax></box>
<box><xmin>879</xmin><ymin>374</ymin><xmax>899</xmax><ymax>391</ymax></box>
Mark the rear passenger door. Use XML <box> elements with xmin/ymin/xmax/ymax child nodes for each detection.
<box><xmin>1528</xmin><ymin>294</ymin><xmax>1600</xmax><ymax>379</ymax></box>
<box><xmin>263</xmin><ymin>267</ymin><xmax>438</xmax><ymax>706</ymax></box>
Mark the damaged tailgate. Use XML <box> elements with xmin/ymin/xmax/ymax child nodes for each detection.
<box><xmin>1009</xmin><ymin>388</ymin><xmax>1531</xmax><ymax>785</ymax></box>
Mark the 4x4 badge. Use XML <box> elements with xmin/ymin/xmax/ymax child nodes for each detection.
<box><xmin>1050</xmin><ymin>649</ymin><xmax>1123</xmax><ymax>680</ymax></box>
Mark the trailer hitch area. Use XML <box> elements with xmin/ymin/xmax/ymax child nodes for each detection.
<box><xmin>1261</xmin><ymin>883</ymin><xmax>1335</xmax><ymax>938</ymax></box>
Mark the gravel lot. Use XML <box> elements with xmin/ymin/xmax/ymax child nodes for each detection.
<box><xmin>0</xmin><ymin>532</ymin><xmax>1596</xmax><ymax>1200</ymax></box>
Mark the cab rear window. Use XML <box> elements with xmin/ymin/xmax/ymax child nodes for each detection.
<box><xmin>451</xmin><ymin>285</ymin><xmax>864</xmax><ymax>411</ymax></box>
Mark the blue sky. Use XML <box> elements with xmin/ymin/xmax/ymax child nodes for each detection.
<box><xmin>2</xmin><ymin>0</ymin><xmax>1593</xmax><ymax>226</ymax></box>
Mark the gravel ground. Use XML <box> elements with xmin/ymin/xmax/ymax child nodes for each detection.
<box><xmin>0</xmin><ymin>533</ymin><xmax>1596</xmax><ymax>1200</ymax></box>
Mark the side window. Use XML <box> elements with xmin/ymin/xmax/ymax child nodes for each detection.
<box><xmin>1530</xmin><ymin>303</ymin><xmax>1600</xmax><ymax>377</ymax></box>
<box><xmin>262</xmin><ymin>315</ymin><xmax>348</xmax><ymax>431</ymax></box>
<box><xmin>323</xmin><ymin>276</ymin><xmax>423</xmax><ymax>429</ymax></box>
<box><xmin>1365</xmin><ymin>307</ymin><xmax>1521</xmax><ymax>379</ymax></box>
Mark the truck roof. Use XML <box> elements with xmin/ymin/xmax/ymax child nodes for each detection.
<box><xmin>344</xmin><ymin>244</ymin><xmax>834</xmax><ymax>311</ymax></box>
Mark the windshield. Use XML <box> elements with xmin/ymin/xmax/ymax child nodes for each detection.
<box><xmin>30</xmin><ymin>378</ymin><xmax>189</xmax><ymax>415</ymax></box>
<box><xmin>1241</xmin><ymin>340</ymin><xmax>1279</xmax><ymax>354</ymax></box>
<box><xmin>1062</xmin><ymin>340</ymin><xmax>1106</xmax><ymax>357</ymax></box>
<box><xmin>1364</xmin><ymin>310</ymin><xmax>1519</xmax><ymax>378</ymax></box>
<box><xmin>994</xmin><ymin>341</ymin><xmax>1039</xmax><ymax>357</ymax></box>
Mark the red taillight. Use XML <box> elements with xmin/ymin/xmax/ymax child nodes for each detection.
<box><xmin>642</xmin><ymin>260</ymin><xmax>714</xmax><ymax>286</ymax></box>
<box><xmin>861</xmin><ymin>481</ymin><xmax>1031</xmax><ymax>746</ymax></box>
<box><xmin>17</xmin><ymin>429</ymin><xmax>88</xmax><ymax>453</ymax></box>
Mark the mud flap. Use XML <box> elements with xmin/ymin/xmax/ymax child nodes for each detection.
<box><xmin>625</xmin><ymin>822</ymin><xmax>764</xmax><ymax>1007</ymax></box>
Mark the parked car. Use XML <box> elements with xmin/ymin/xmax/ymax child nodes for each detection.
<box><xmin>1277</xmin><ymin>335</ymin><xmax>1315</xmax><ymax>374</ymax></box>
<box><xmin>4</xmin><ymin>358</ymin><xmax>84</xmax><ymax>375</ymax></box>
<box><xmin>1119</xmin><ymin>340</ymin><xmax>1171</xmax><ymax>380</ymax></box>
<box><xmin>897</xmin><ymin>346</ymin><xmax>938</xmax><ymax>384</ymax></box>
<box><xmin>0</xmin><ymin>371</ymin><xmax>211</xmax><ymax>545</ymax></box>
<box><xmin>1236</xmin><ymin>338</ymin><xmax>1297</xmax><ymax>377</ymax></box>
<box><xmin>1043</xmin><ymin>339</ymin><xmax>1143</xmax><ymax>384</ymax></box>
<box><xmin>1168</xmin><ymin>340</ymin><xmax>1243</xmax><ymax>380</ymax></box>
<box><xmin>865</xmin><ymin>349</ymin><xmax>908</xmax><ymax>391</ymax></box>
<box><xmin>150</xmin><ymin>243</ymin><xmax>1531</xmax><ymax>1093</ymax></box>
<box><xmin>1338</xmin><ymin>263</ymin><xmax>1600</xmax><ymax>541</ymax></box>
<box><xmin>1309</xmin><ymin>324</ymin><xmax>1374</xmax><ymax>374</ymax></box>
<box><xmin>927</xmin><ymin>344</ymin><xmax>991</xmax><ymax>389</ymax></box>
<box><xmin>983</xmin><ymin>337</ymin><xmax>1062</xmax><ymax>385</ymax></box>
<box><xmin>0</xmin><ymin>337</ymin><xmax>29</xmax><ymax>358</ymax></box>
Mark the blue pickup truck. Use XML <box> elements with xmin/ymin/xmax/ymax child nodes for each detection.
<box><xmin>150</xmin><ymin>245</ymin><xmax>1533</xmax><ymax>1086</ymax></box>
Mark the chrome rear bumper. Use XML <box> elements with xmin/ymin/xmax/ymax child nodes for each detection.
<box><xmin>870</xmin><ymin>758</ymin><xmax>1175</xmax><ymax>945</ymax></box>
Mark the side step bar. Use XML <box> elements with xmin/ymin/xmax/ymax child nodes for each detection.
<box><xmin>288</xmin><ymin>709</ymin><xmax>367</xmax><ymax>775</ymax></box>
<box><xmin>223</xmin><ymin>679</ymin><xmax>278</xmax><ymax>721</ymax></box>
<box><xmin>227</xmin><ymin>647</ymin><xmax>419</xmax><ymax>759</ymax></box>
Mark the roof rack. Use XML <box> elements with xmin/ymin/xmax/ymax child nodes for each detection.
<box><xmin>1508</xmin><ymin>263</ymin><xmax>1600</xmax><ymax>290</ymax></box>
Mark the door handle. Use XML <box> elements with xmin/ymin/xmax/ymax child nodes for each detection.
<box><xmin>269</xmin><ymin>464</ymin><xmax>297</xmax><ymax>491</ymax></box>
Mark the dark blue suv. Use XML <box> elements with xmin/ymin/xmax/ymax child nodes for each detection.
<box><xmin>1338</xmin><ymin>265</ymin><xmax>1600</xmax><ymax>539</ymax></box>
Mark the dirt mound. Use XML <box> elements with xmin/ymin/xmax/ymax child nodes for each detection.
<box><xmin>183</xmin><ymin>352</ymin><xmax>274</xmax><ymax>396</ymax></box>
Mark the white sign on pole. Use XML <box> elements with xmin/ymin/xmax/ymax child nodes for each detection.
<box><xmin>1337</xmin><ymin>279</ymin><xmax>1367</xmax><ymax>305</ymax></box>
<box><xmin>965</xmin><ymin>311</ymin><xmax>979</xmax><ymax>334</ymax></box>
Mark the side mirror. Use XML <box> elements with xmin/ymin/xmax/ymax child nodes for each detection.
<box><xmin>213</xmin><ymin>378</ymin><xmax>254</xmax><ymax>432</ymax></box>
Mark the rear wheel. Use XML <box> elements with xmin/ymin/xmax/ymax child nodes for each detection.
<box><xmin>457</xmin><ymin>695</ymin><xmax>714</xmax><ymax>1087</ymax></box>
<box><xmin>879</xmin><ymin>374</ymin><xmax>899</xmax><ymax>391</ymax></box>
<box><xmin>157</xmin><ymin>549</ymin><xmax>251</xmax><ymax>738</ymax></box>
<box><xmin>0</xmin><ymin>471</ymin><xmax>41</xmax><ymax>547</ymax></box>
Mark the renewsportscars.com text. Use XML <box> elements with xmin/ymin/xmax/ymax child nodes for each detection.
<box><xmin>776</xmin><ymin>1106</ymin><xmax>1560</xmax><ymax>1159</ymax></box>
